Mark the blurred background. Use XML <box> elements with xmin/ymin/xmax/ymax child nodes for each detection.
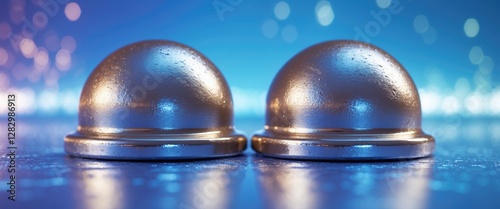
<box><xmin>0</xmin><ymin>0</ymin><xmax>499</xmax><ymax>119</ymax></box>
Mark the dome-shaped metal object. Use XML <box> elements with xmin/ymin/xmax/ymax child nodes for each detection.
<box><xmin>65</xmin><ymin>40</ymin><xmax>246</xmax><ymax>160</ymax></box>
<box><xmin>252</xmin><ymin>40</ymin><xmax>434</xmax><ymax>160</ymax></box>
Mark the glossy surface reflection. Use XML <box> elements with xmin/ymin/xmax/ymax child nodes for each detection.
<box><xmin>253</xmin><ymin>156</ymin><xmax>433</xmax><ymax>209</ymax></box>
<box><xmin>65</xmin><ymin>40</ymin><xmax>246</xmax><ymax>160</ymax></box>
<box><xmin>253</xmin><ymin>40</ymin><xmax>434</xmax><ymax>160</ymax></box>
<box><xmin>0</xmin><ymin>118</ymin><xmax>499</xmax><ymax>209</ymax></box>
<box><xmin>66</xmin><ymin>158</ymin><xmax>245</xmax><ymax>209</ymax></box>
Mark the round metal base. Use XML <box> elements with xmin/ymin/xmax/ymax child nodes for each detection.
<box><xmin>252</xmin><ymin>130</ymin><xmax>434</xmax><ymax>160</ymax></box>
<box><xmin>65</xmin><ymin>132</ymin><xmax>247</xmax><ymax>160</ymax></box>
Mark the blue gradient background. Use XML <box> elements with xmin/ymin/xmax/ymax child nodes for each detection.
<box><xmin>0</xmin><ymin>0</ymin><xmax>498</xmax><ymax>117</ymax></box>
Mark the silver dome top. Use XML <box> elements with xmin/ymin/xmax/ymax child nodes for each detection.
<box><xmin>266</xmin><ymin>40</ymin><xmax>421</xmax><ymax>132</ymax></box>
<box><xmin>65</xmin><ymin>40</ymin><xmax>246</xmax><ymax>160</ymax></box>
<box><xmin>78</xmin><ymin>40</ymin><xmax>233</xmax><ymax>134</ymax></box>
<box><xmin>252</xmin><ymin>40</ymin><xmax>434</xmax><ymax>160</ymax></box>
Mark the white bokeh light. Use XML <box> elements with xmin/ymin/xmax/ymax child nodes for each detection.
<box><xmin>479</xmin><ymin>56</ymin><xmax>494</xmax><ymax>74</ymax></box>
<box><xmin>65</xmin><ymin>2</ymin><xmax>81</xmax><ymax>21</ymax></box>
<box><xmin>231</xmin><ymin>87</ymin><xmax>266</xmax><ymax>116</ymax></box>
<box><xmin>17</xmin><ymin>87</ymin><xmax>37</xmax><ymax>114</ymax></box>
<box><xmin>38</xmin><ymin>89</ymin><xmax>60</xmax><ymax>114</ymax></box>
<box><xmin>3</xmin><ymin>88</ymin><xmax>36</xmax><ymax>115</ymax></box>
<box><xmin>455</xmin><ymin>77</ymin><xmax>470</xmax><ymax>97</ymax></box>
<box><xmin>490</xmin><ymin>88</ymin><xmax>500</xmax><ymax>114</ymax></box>
<box><xmin>441</xmin><ymin>96</ymin><xmax>461</xmax><ymax>115</ymax></box>
<box><xmin>61</xmin><ymin>89</ymin><xmax>79</xmax><ymax>114</ymax></box>
<box><xmin>56</xmin><ymin>49</ymin><xmax>72</xmax><ymax>71</ymax></box>
<box><xmin>315</xmin><ymin>0</ymin><xmax>334</xmax><ymax>26</ymax></box>
<box><xmin>20</xmin><ymin>38</ymin><xmax>37</xmax><ymax>58</ymax></box>
<box><xmin>413</xmin><ymin>15</ymin><xmax>429</xmax><ymax>34</ymax></box>
<box><xmin>274</xmin><ymin>1</ymin><xmax>290</xmax><ymax>20</ymax></box>
<box><xmin>465</xmin><ymin>93</ymin><xmax>484</xmax><ymax>115</ymax></box>
<box><xmin>468</xmin><ymin>46</ymin><xmax>484</xmax><ymax>65</ymax></box>
<box><xmin>0</xmin><ymin>91</ymin><xmax>6</xmax><ymax>114</ymax></box>
<box><xmin>262</xmin><ymin>19</ymin><xmax>279</xmax><ymax>38</ymax></box>
<box><xmin>419</xmin><ymin>89</ymin><xmax>441</xmax><ymax>114</ymax></box>
<box><xmin>376</xmin><ymin>0</ymin><xmax>392</xmax><ymax>9</ymax></box>
<box><xmin>464</xmin><ymin>18</ymin><xmax>479</xmax><ymax>38</ymax></box>
<box><xmin>34</xmin><ymin>48</ymin><xmax>50</xmax><ymax>70</ymax></box>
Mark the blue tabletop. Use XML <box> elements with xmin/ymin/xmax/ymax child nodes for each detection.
<box><xmin>0</xmin><ymin>117</ymin><xmax>499</xmax><ymax>209</ymax></box>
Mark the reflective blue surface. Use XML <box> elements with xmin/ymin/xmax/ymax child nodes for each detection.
<box><xmin>0</xmin><ymin>117</ymin><xmax>499</xmax><ymax>209</ymax></box>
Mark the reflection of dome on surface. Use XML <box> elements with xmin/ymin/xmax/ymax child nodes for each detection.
<box><xmin>252</xmin><ymin>40</ymin><xmax>434</xmax><ymax>160</ymax></box>
<box><xmin>254</xmin><ymin>157</ymin><xmax>432</xmax><ymax>209</ymax></box>
<box><xmin>65</xmin><ymin>40</ymin><xmax>246</xmax><ymax>160</ymax></box>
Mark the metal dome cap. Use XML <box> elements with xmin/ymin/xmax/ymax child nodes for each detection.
<box><xmin>252</xmin><ymin>40</ymin><xmax>434</xmax><ymax>160</ymax></box>
<box><xmin>65</xmin><ymin>40</ymin><xmax>246</xmax><ymax>160</ymax></box>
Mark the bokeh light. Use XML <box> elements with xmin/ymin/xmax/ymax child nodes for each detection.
<box><xmin>441</xmin><ymin>96</ymin><xmax>461</xmax><ymax>115</ymax></box>
<box><xmin>43</xmin><ymin>68</ymin><xmax>60</xmax><ymax>87</ymax></box>
<box><xmin>490</xmin><ymin>88</ymin><xmax>500</xmax><ymax>114</ymax></box>
<box><xmin>9</xmin><ymin>0</ymin><xmax>26</xmax><ymax>24</ymax></box>
<box><xmin>274</xmin><ymin>1</ymin><xmax>290</xmax><ymax>20</ymax></box>
<box><xmin>0</xmin><ymin>72</ymin><xmax>10</xmax><ymax>90</ymax></box>
<box><xmin>0</xmin><ymin>1</ymin><xmax>497</xmax><ymax>118</ymax></box>
<box><xmin>0</xmin><ymin>47</ymin><xmax>8</xmax><ymax>66</ymax></box>
<box><xmin>315</xmin><ymin>0</ymin><xmax>334</xmax><ymax>26</ymax></box>
<box><xmin>55</xmin><ymin>49</ymin><xmax>72</xmax><ymax>71</ymax></box>
<box><xmin>34</xmin><ymin>48</ymin><xmax>50</xmax><ymax>71</ymax></box>
<box><xmin>20</xmin><ymin>38</ymin><xmax>38</xmax><ymax>58</ymax></box>
<box><xmin>413</xmin><ymin>15</ymin><xmax>429</xmax><ymax>34</ymax></box>
<box><xmin>479</xmin><ymin>56</ymin><xmax>494</xmax><ymax>74</ymax></box>
<box><xmin>464</xmin><ymin>18</ymin><xmax>479</xmax><ymax>38</ymax></box>
<box><xmin>232</xmin><ymin>87</ymin><xmax>266</xmax><ymax>116</ymax></box>
<box><xmin>455</xmin><ymin>77</ymin><xmax>471</xmax><ymax>97</ymax></box>
<box><xmin>17</xmin><ymin>87</ymin><xmax>37</xmax><ymax>114</ymax></box>
<box><xmin>262</xmin><ymin>19</ymin><xmax>279</xmax><ymax>38</ymax></box>
<box><xmin>33</xmin><ymin>11</ymin><xmax>48</xmax><ymax>29</ymax></box>
<box><xmin>465</xmin><ymin>93</ymin><xmax>484</xmax><ymax>115</ymax></box>
<box><xmin>38</xmin><ymin>89</ymin><xmax>60</xmax><ymax>114</ymax></box>
<box><xmin>61</xmin><ymin>89</ymin><xmax>79</xmax><ymax>114</ymax></box>
<box><xmin>419</xmin><ymin>89</ymin><xmax>441</xmax><ymax>114</ymax></box>
<box><xmin>61</xmin><ymin>35</ymin><xmax>77</xmax><ymax>53</ymax></box>
<box><xmin>468</xmin><ymin>46</ymin><xmax>484</xmax><ymax>65</ymax></box>
<box><xmin>375</xmin><ymin>0</ymin><xmax>392</xmax><ymax>9</ymax></box>
<box><xmin>65</xmin><ymin>2</ymin><xmax>82</xmax><ymax>21</ymax></box>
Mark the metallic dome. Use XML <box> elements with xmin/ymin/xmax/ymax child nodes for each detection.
<box><xmin>65</xmin><ymin>40</ymin><xmax>246</xmax><ymax>160</ymax></box>
<box><xmin>252</xmin><ymin>40</ymin><xmax>434</xmax><ymax>160</ymax></box>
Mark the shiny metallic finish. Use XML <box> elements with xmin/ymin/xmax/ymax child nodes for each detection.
<box><xmin>252</xmin><ymin>40</ymin><xmax>434</xmax><ymax>160</ymax></box>
<box><xmin>65</xmin><ymin>40</ymin><xmax>246</xmax><ymax>160</ymax></box>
